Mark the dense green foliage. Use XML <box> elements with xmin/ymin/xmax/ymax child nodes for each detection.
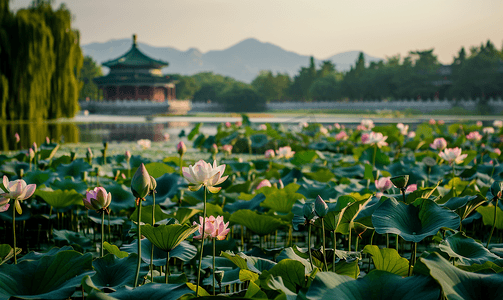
<box><xmin>79</xmin><ymin>56</ymin><xmax>103</xmax><ymax>101</ymax></box>
<box><xmin>0</xmin><ymin>0</ymin><xmax>83</xmax><ymax>120</ymax></box>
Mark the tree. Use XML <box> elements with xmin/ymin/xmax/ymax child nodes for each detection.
<box><xmin>308</xmin><ymin>75</ymin><xmax>339</xmax><ymax>101</ymax></box>
<box><xmin>251</xmin><ymin>71</ymin><xmax>291</xmax><ymax>102</ymax></box>
<box><xmin>220</xmin><ymin>83</ymin><xmax>266</xmax><ymax>112</ymax></box>
<box><xmin>79</xmin><ymin>56</ymin><xmax>102</xmax><ymax>100</ymax></box>
<box><xmin>168</xmin><ymin>74</ymin><xmax>198</xmax><ymax>100</ymax></box>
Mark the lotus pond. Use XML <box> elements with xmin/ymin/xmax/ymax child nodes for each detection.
<box><xmin>1</xmin><ymin>117</ymin><xmax>503</xmax><ymax>300</ymax></box>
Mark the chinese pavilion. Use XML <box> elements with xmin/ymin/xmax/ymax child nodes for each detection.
<box><xmin>93</xmin><ymin>35</ymin><xmax>176</xmax><ymax>101</ymax></box>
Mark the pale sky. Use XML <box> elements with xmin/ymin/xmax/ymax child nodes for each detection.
<box><xmin>10</xmin><ymin>0</ymin><xmax>503</xmax><ymax>64</ymax></box>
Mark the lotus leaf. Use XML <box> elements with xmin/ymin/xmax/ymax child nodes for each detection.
<box><xmin>362</xmin><ymin>245</ymin><xmax>409</xmax><ymax>276</ymax></box>
<box><xmin>439</xmin><ymin>232</ymin><xmax>500</xmax><ymax>265</ymax></box>
<box><xmin>415</xmin><ymin>252</ymin><xmax>503</xmax><ymax>299</ymax></box>
<box><xmin>109</xmin><ymin>283</ymin><xmax>194</xmax><ymax>300</ymax></box>
<box><xmin>56</xmin><ymin>159</ymin><xmax>92</xmax><ymax>179</ymax></box>
<box><xmin>92</xmin><ymin>254</ymin><xmax>149</xmax><ymax>290</ymax></box>
<box><xmin>103</xmin><ymin>242</ymin><xmax>128</xmax><ymax>258</ymax></box>
<box><xmin>50</xmin><ymin>177</ymin><xmax>88</xmax><ymax>194</ymax></box>
<box><xmin>476</xmin><ymin>204</ymin><xmax>503</xmax><ymax>230</ymax></box>
<box><xmin>229</xmin><ymin>209</ymin><xmax>287</xmax><ymax>236</ymax></box>
<box><xmin>53</xmin><ymin>229</ymin><xmax>92</xmax><ymax>249</ymax></box>
<box><xmin>0</xmin><ymin>250</ymin><xmax>94</xmax><ymax>300</ymax></box>
<box><xmin>372</xmin><ymin>198</ymin><xmax>460</xmax><ymax>243</ymax></box>
<box><xmin>35</xmin><ymin>188</ymin><xmax>83</xmax><ymax>208</ymax></box>
<box><xmin>306</xmin><ymin>270</ymin><xmax>440</xmax><ymax>300</ymax></box>
<box><xmin>141</xmin><ymin>224</ymin><xmax>198</xmax><ymax>252</ymax></box>
<box><xmin>130</xmin><ymin>205</ymin><xmax>170</xmax><ymax>225</ymax></box>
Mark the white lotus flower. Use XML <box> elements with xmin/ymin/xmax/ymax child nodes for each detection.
<box><xmin>182</xmin><ymin>160</ymin><xmax>228</xmax><ymax>193</ymax></box>
<box><xmin>439</xmin><ymin>147</ymin><xmax>468</xmax><ymax>165</ymax></box>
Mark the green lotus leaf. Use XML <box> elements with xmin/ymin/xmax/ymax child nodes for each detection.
<box><xmin>53</xmin><ymin>229</ymin><xmax>92</xmax><ymax>249</ymax></box>
<box><xmin>144</xmin><ymin>173</ymin><xmax>185</xmax><ymax>206</ymax></box>
<box><xmin>122</xmin><ymin>238</ymin><xmax>197</xmax><ymax>266</ymax></box>
<box><xmin>441</xmin><ymin>195</ymin><xmax>487</xmax><ymax>221</ymax></box>
<box><xmin>415</xmin><ymin>252</ymin><xmax>503</xmax><ymax>299</ymax></box>
<box><xmin>336</xmin><ymin>197</ymin><xmax>372</xmax><ymax>234</ymax></box>
<box><xmin>225</xmin><ymin>180</ymin><xmax>252</xmax><ymax>193</ymax></box>
<box><xmin>22</xmin><ymin>170</ymin><xmax>54</xmax><ymax>186</ymax></box>
<box><xmin>104</xmin><ymin>184</ymin><xmax>136</xmax><ymax>211</ymax></box>
<box><xmin>141</xmin><ymin>224</ymin><xmax>198</xmax><ymax>252</ymax></box>
<box><xmin>187</xmin><ymin>122</ymin><xmax>201</xmax><ymax>140</ymax></box>
<box><xmin>306</xmin><ymin>270</ymin><xmax>440</xmax><ymax>300</ymax></box>
<box><xmin>250</xmin><ymin>134</ymin><xmax>269</xmax><ymax>149</ymax></box>
<box><xmin>56</xmin><ymin>159</ymin><xmax>92</xmax><ymax>179</ymax></box>
<box><xmin>372</xmin><ymin>198</ymin><xmax>460</xmax><ymax>243</ymax></box>
<box><xmin>18</xmin><ymin>246</ymin><xmax>74</xmax><ymax>262</ymax></box>
<box><xmin>109</xmin><ymin>283</ymin><xmax>194</xmax><ymax>300</ymax></box>
<box><xmin>457</xmin><ymin>261</ymin><xmax>503</xmax><ymax>274</ymax></box>
<box><xmin>252</xmin><ymin>159</ymin><xmax>270</xmax><ymax>171</ymax></box>
<box><xmin>362</xmin><ymin>245</ymin><xmax>409</xmax><ymax>277</ymax></box>
<box><xmin>476</xmin><ymin>204</ymin><xmax>503</xmax><ymax>230</ymax></box>
<box><xmin>50</xmin><ymin>177</ymin><xmax>88</xmax><ymax>194</ymax></box>
<box><xmin>439</xmin><ymin>232</ymin><xmax>500</xmax><ymax>265</ymax></box>
<box><xmin>258</xmin><ymin>259</ymin><xmax>307</xmax><ymax>293</ymax></box>
<box><xmin>170</xmin><ymin>207</ymin><xmax>201</xmax><ymax>225</ymax></box>
<box><xmin>227</xmin><ymin>162</ymin><xmax>252</xmax><ymax>173</ymax></box>
<box><xmin>35</xmin><ymin>188</ymin><xmax>83</xmax><ymax>208</ymax></box>
<box><xmin>291</xmin><ymin>150</ymin><xmax>318</xmax><ymax>166</ymax></box>
<box><xmin>260</xmin><ymin>183</ymin><xmax>305</xmax><ymax>214</ymax></box>
<box><xmin>88</xmin><ymin>211</ymin><xmax>125</xmax><ymax>226</ymax></box>
<box><xmin>91</xmin><ymin>253</ymin><xmax>149</xmax><ymax>290</ymax></box>
<box><xmin>221</xmin><ymin>251</ymin><xmax>276</xmax><ymax>274</ymax></box>
<box><xmin>229</xmin><ymin>209</ymin><xmax>287</xmax><ymax>236</ymax></box>
<box><xmin>103</xmin><ymin>242</ymin><xmax>128</xmax><ymax>258</ymax></box>
<box><xmin>0</xmin><ymin>161</ymin><xmax>29</xmax><ymax>176</ymax></box>
<box><xmin>130</xmin><ymin>205</ymin><xmax>170</xmax><ymax>225</ymax></box>
<box><xmin>39</xmin><ymin>143</ymin><xmax>59</xmax><ymax>160</ymax></box>
<box><xmin>0</xmin><ymin>244</ymin><xmax>21</xmax><ymax>265</ymax></box>
<box><xmin>0</xmin><ymin>250</ymin><xmax>94</xmax><ymax>300</ymax></box>
<box><xmin>144</xmin><ymin>162</ymin><xmax>176</xmax><ymax>179</ymax></box>
<box><xmin>276</xmin><ymin>247</ymin><xmax>315</xmax><ymax>273</ymax></box>
<box><xmin>225</xmin><ymin>194</ymin><xmax>266</xmax><ymax>213</ymax></box>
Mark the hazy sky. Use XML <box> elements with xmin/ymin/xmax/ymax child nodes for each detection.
<box><xmin>10</xmin><ymin>0</ymin><xmax>503</xmax><ymax>64</ymax></box>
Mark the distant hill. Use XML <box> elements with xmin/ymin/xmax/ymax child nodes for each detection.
<box><xmin>82</xmin><ymin>38</ymin><xmax>382</xmax><ymax>83</ymax></box>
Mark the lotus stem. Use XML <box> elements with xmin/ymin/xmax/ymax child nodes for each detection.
<box><xmin>321</xmin><ymin>218</ymin><xmax>328</xmax><ymax>271</ymax></box>
<box><xmin>108</xmin><ymin>211</ymin><xmax>111</xmax><ymax>242</ymax></box>
<box><xmin>386</xmin><ymin>233</ymin><xmax>389</xmax><ymax>248</ymax></box>
<box><xmin>179</xmin><ymin>155</ymin><xmax>183</xmax><ymax>177</ymax></box>
<box><xmin>408</xmin><ymin>242</ymin><xmax>417</xmax><ymax>276</ymax></box>
<box><xmin>13</xmin><ymin>204</ymin><xmax>17</xmax><ymax>264</ymax></box>
<box><xmin>308</xmin><ymin>224</ymin><xmax>314</xmax><ymax>270</ymax></box>
<box><xmin>332</xmin><ymin>230</ymin><xmax>337</xmax><ymax>272</ymax></box>
<box><xmin>196</xmin><ymin>186</ymin><xmax>207</xmax><ymax>296</ymax></box>
<box><xmin>151</xmin><ymin>193</ymin><xmax>156</xmax><ymax>282</ymax></box>
<box><xmin>372</xmin><ymin>144</ymin><xmax>377</xmax><ymax>170</ymax></box>
<box><xmin>101</xmin><ymin>211</ymin><xmax>105</xmax><ymax>257</ymax></box>
<box><xmin>134</xmin><ymin>198</ymin><xmax>142</xmax><ymax>288</ymax></box>
<box><xmin>355</xmin><ymin>236</ymin><xmax>359</xmax><ymax>252</ymax></box>
<box><xmin>348</xmin><ymin>228</ymin><xmax>352</xmax><ymax>252</ymax></box>
<box><xmin>165</xmin><ymin>252</ymin><xmax>170</xmax><ymax>284</ymax></box>
<box><xmin>213</xmin><ymin>238</ymin><xmax>216</xmax><ymax>295</ymax></box>
<box><xmin>487</xmin><ymin>198</ymin><xmax>498</xmax><ymax>248</ymax></box>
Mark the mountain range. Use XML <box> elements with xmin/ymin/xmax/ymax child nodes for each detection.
<box><xmin>82</xmin><ymin>38</ymin><xmax>383</xmax><ymax>83</ymax></box>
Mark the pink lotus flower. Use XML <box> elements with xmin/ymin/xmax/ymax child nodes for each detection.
<box><xmin>299</xmin><ymin>122</ymin><xmax>308</xmax><ymax>128</ymax></box>
<box><xmin>396</xmin><ymin>123</ymin><xmax>409</xmax><ymax>135</ymax></box>
<box><xmin>430</xmin><ymin>138</ymin><xmax>447</xmax><ymax>150</ymax></box>
<box><xmin>177</xmin><ymin>141</ymin><xmax>187</xmax><ymax>156</ymax></box>
<box><xmin>334</xmin><ymin>123</ymin><xmax>341</xmax><ymax>130</ymax></box>
<box><xmin>225</xmin><ymin>122</ymin><xmax>231</xmax><ymax>128</ymax></box>
<box><xmin>466</xmin><ymin>131</ymin><xmax>482</xmax><ymax>141</ymax></box>
<box><xmin>335</xmin><ymin>131</ymin><xmax>348</xmax><ymax>141</ymax></box>
<box><xmin>235</xmin><ymin>121</ymin><xmax>242</xmax><ymax>127</ymax></box>
<box><xmin>493</xmin><ymin>120</ymin><xmax>502</xmax><ymax>128</ymax></box>
<box><xmin>265</xmin><ymin>149</ymin><xmax>275</xmax><ymax>158</ymax></box>
<box><xmin>360</xmin><ymin>119</ymin><xmax>375</xmax><ymax>130</ymax></box>
<box><xmin>375</xmin><ymin>177</ymin><xmax>392</xmax><ymax>192</ymax></box>
<box><xmin>182</xmin><ymin>160</ymin><xmax>228</xmax><ymax>193</ymax></box>
<box><xmin>125</xmin><ymin>150</ymin><xmax>131</xmax><ymax>161</ymax></box>
<box><xmin>429</xmin><ymin>119</ymin><xmax>436</xmax><ymax>125</ymax></box>
<box><xmin>493</xmin><ymin>148</ymin><xmax>501</xmax><ymax>156</ymax></box>
<box><xmin>193</xmin><ymin>215</ymin><xmax>230</xmax><ymax>240</ymax></box>
<box><xmin>408</xmin><ymin>131</ymin><xmax>416</xmax><ymax>138</ymax></box>
<box><xmin>276</xmin><ymin>146</ymin><xmax>295</xmax><ymax>158</ymax></box>
<box><xmin>137</xmin><ymin>139</ymin><xmax>151</xmax><ymax>149</ymax></box>
<box><xmin>438</xmin><ymin>120</ymin><xmax>445</xmax><ymax>125</ymax></box>
<box><xmin>362</xmin><ymin>132</ymin><xmax>388</xmax><ymax>148</ymax></box>
<box><xmin>256</xmin><ymin>179</ymin><xmax>272</xmax><ymax>190</ymax></box>
<box><xmin>84</xmin><ymin>187</ymin><xmax>112</xmax><ymax>212</ymax></box>
<box><xmin>439</xmin><ymin>147</ymin><xmax>468</xmax><ymax>165</ymax></box>
<box><xmin>483</xmin><ymin>127</ymin><xmax>495</xmax><ymax>134</ymax></box>
<box><xmin>259</xmin><ymin>124</ymin><xmax>267</xmax><ymax>130</ymax></box>
<box><xmin>164</xmin><ymin>133</ymin><xmax>170</xmax><ymax>141</ymax></box>
<box><xmin>406</xmin><ymin>184</ymin><xmax>417</xmax><ymax>193</ymax></box>
<box><xmin>0</xmin><ymin>176</ymin><xmax>36</xmax><ymax>213</ymax></box>
<box><xmin>319</xmin><ymin>127</ymin><xmax>328</xmax><ymax>135</ymax></box>
<box><xmin>222</xmin><ymin>144</ymin><xmax>233</xmax><ymax>155</ymax></box>
<box><xmin>45</xmin><ymin>137</ymin><xmax>50</xmax><ymax>144</ymax></box>
<box><xmin>14</xmin><ymin>133</ymin><xmax>20</xmax><ymax>143</ymax></box>
<box><xmin>476</xmin><ymin>121</ymin><xmax>483</xmax><ymax>127</ymax></box>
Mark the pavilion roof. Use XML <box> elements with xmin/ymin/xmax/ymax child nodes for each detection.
<box><xmin>102</xmin><ymin>34</ymin><xmax>169</xmax><ymax>69</ymax></box>
<box><xmin>93</xmin><ymin>71</ymin><xmax>172</xmax><ymax>86</ymax></box>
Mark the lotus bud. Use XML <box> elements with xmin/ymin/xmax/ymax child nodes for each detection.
<box><xmin>70</xmin><ymin>151</ymin><xmax>76</xmax><ymax>162</ymax></box>
<box><xmin>32</xmin><ymin>142</ymin><xmax>37</xmax><ymax>153</ymax></box>
<box><xmin>28</xmin><ymin>148</ymin><xmax>35</xmax><ymax>161</ymax></box>
<box><xmin>391</xmin><ymin>175</ymin><xmax>409</xmax><ymax>189</ymax></box>
<box><xmin>177</xmin><ymin>141</ymin><xmax>187</xmax><ymax>156</ymax></box>
<box><xmin>314</xmin><ymin>195</ymin><xmax>329</xmax><ymax>218</ymax></box>
<box><xmin>86</xmin><ymin>148</ymin><xmax>93</xmax><ymax>164</ymax></box>
<box><xmin>210</xmin><ymin>143</ymin><xmax>218</xmax><ymax>155</ymax></box>
<box><xmin>131</xmin><ymin>163</ymin><xmax>151</xmax><ymax>199</ymax></box>
<box><xmin>82</xmin><ymin>171</ymin><xmax>88</xmax><ymax>182</ymax></box>
<box><xmin>103</xmin><ymin>142</ymin><xmax>109</xmax><ymax>150</ymax></box>
<box><xmin>149</xmin><ymin>175</ymin><xmax>157</xmax><ymax>192</ymax></box>
<box><xmin>14</xmin><ymin>132</ymin><xmax>20</xmax><ymax>143</ymax></box>
<box><xmin>278</xmin><ymin>179</ymin><xmax>284</xmax><ymax>189</ymax></box>
<box><xmin>303</xmin><ymin>202</ymin><xmax>315</xmax><ymax>220</ymax></box>
<box><xmin>215</xmin><ymin>270</ymin><xmax>224</xmax><ymax>285</ymax></box>
<box><xmin>491</xmin><ymin>181</ymin><xmax>503</xmax><ymax>199</ymax></box>
<box><xmin>19</xmin><ymin>168</ymin><xmax>24</xmax><ymax>178</ymax></box>
<box><xmin>84</xmin><ymin>187</ymin><xmax>112</xmax><ymax>211</ymax></box>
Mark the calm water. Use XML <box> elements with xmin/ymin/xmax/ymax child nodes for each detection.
<box><xmin>0</xmin><ymin>114</ymin><xmax>498</xmax><ymax>151</ymax></box>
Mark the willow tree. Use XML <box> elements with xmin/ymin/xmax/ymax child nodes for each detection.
<box><xmin>0</xmin><ymin>0</ymin><xmax>82</xmax><ymax>121</ymax></box>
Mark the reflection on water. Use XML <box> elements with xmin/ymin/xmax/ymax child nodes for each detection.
<box><xmin>0</xmin><ymin>121</ymin><xmax>218</xmax><ymax>151</ymax></box>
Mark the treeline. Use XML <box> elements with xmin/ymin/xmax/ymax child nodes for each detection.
<box><xmin>0</xmin><ymin>0</ymin><xmax>82</xmax><ymax>121</ymax></box>
<box><xmin>171</xmin><ymin>40</ymin><xmax>503</xmax><ymax>105</ymax></box>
